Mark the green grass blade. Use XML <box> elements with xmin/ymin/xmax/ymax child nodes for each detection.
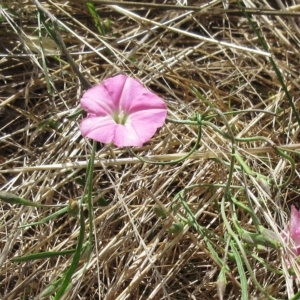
<box><xmin>230</xmin><ymin>241</ymin><xmax>248</xmax><ymax>300</ymax></box>
<box><xmin>54</xmin><ymin>208</ymin><xmax>85</xmax><ymax>299</ymax></box>
<box><xmin>0</xmin><ymin>192</ymin><xmax>41</xmax><ymax>207</ymax></box>
<box><xmin>18</xmin><ymin>207</ymin><xmax>69</xmax><ymax>228</ymax></box>
<box><xmin>86</xmin><ymin>2</ymin><xmax>108</xmax><ymax>35</ymax></box>
<box><xmin>12</xmin><ymin>249</ymin><xmax>75</xmax><ymax>262</ymax></box>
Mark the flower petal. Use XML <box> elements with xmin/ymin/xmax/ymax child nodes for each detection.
<box><xmin>80</xmin><ymin>115</ymin><xmax>116</xmax><ymax>144</ymax></box>
<box><xmin>117</xmin><ymin>76</ymin><xmax>145</xmax><ymax>112</ymax></box>
<box><xmin>128</xmin><ymin>91</ymin><xmax>167</xmax><ymax>115</ymax></box>
<box><xmin>290</xmin><ymin>205</ymin><xmax>300</xmax><ymax>246</ymax></box>
<box><xmin>113</xmin><ymin>124</ymin><xmax>143</xmax><ymax>147</ymax></box>
<box><xmin>81</xmin><ymin>85</ymin><xmax>115</xmax><ymax>116</ymax></box>
<box><xmin>80</xmin><ymin>74</ymin><xmax>128</xmax><ymax>116</ymax></box>
<box><xmin>125</xmin><ymin>108</ymin><xmax>167</xmax><ymax>142</ymax></box>
<box><xmin>102</xmin><ymin>74</ymin><xmax>127</xmax><ymax>106</ymax></box>
<box><xmin>117</xmin><ymin>77</ymin><xmax>167</xmax><ymax>114</ymax></box>
<box><xmin>130</xmin><ymin>106</ymin><xmax>167</xmax><ymax>125</ymax></box>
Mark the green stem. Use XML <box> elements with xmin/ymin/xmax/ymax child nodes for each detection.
<box><xmin>273</xmin><ymin>146</ymin><xmax>295</xmax><ymax>188</ymax></box>
<box><xmin>12</xmin><ymin>250</ymin><xmax>75</xmax><ymax>262</ymax></box>
<box><xmin>54</xmin><ymin>208</ymin><xmax>85</xmax><ymax>299</ymax></box>
<box><xmin>18</xmin><ymin>207</ymin><xmax>69</xmax><ymax>228</ymax></box>
<box><xmin>53</xmin><ymin>141</ymin><xmax>96</xmax><ymax>299</ymax></box>
<box><xmin>86</xmin><ymin>141</ymin><xmax>97</xmax><ymax>261</ymax></box>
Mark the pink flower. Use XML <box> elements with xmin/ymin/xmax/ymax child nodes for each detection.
<box><xmin>80</xmin><ymin>74</ymin><xmax>167</xmax><ymax>147</ymax></box>
<box><xmin>282</xmin><ymin>205</ymin><xmax>300</xmax><ymax>260</ymax></box>
<box><xmin>282</xmin><ymin>205</ymin><xmax>300</xmax><ymax>268</ymax></box>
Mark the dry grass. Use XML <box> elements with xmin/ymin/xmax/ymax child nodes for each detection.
<box><xmin>1</xmin><ymin>0</ymin><xmax>300</xmax><ymax>299</ymax></box>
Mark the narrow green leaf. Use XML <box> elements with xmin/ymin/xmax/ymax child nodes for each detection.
<box><xmin>189</xmin><ymin>84</ymin><xmax>215</xmax><ymax>108</ymax></box>
<box><xmin>230</xmin><ymin>241</ymin><xmax>248</xmax><ymax>300</ymax></box>
<box><xmin>87</xmin><ymin>2</ymin><xmax>109</xmax><ymax>35</ymax></box>
<box><xmin>38</xmin><ymin>119</ymin><xmax>60</xmax><ymax>131</ymax></box>
<box><xmin>12</xmin><ymin>249</ymin><xmax>75</xmax><ymax>262</ymax></box>
<box><xmin>39</xmin><ymin>277</ymin><xmax>63</xmax><ymax>298</ymax></box>
<box><xmin>67</xmin><ymin>109</ymin><xmax>84</xmax><ymax>120</ymax></box>
<box><xmin>18</xmin><ymin>207</ymin><xmax>68</xmax><ymax>228</ymax></box>
<box><xmin>38</xmin><ymin>9</ymin><xmax>60</xmax><ymax>46</ymax></box>
<box><xmin>0</xmin><ymin>192</ymin><xmax>41</xmax><ymax>207</ymax></box>
<box><xmin>54</xmin><ymin>208</ymin><xmax>85</xmax><ymax>299</ymax></box>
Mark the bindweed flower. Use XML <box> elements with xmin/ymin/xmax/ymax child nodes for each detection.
<box><xmin>80</xmin><ymin>74</ymin><xmax>167</xmax><ymax>147</ymax></box>
<box><xmin>282</xmin><ymin>205</ymin><xmax>300</xmax><ymax>268</ymax></box>
<box><xmin>284</xmin><ymin>205</ymin><xmax>300</xmax><ymax>254</ymax></box>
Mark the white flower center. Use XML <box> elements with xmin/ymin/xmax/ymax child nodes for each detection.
<box><xmin>113</xmin><ymin>110</ymin><xmax>128</xmax><ymax>125</ymax></box>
